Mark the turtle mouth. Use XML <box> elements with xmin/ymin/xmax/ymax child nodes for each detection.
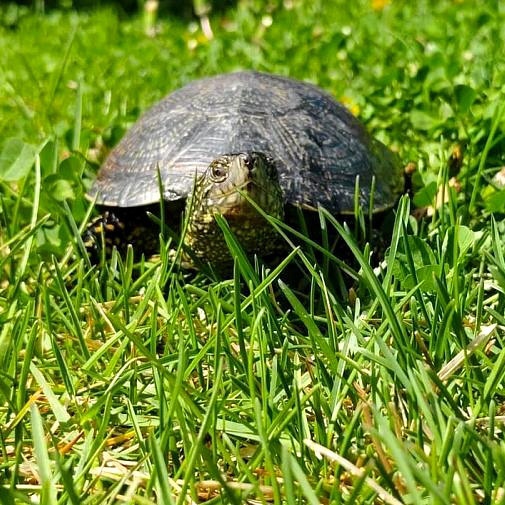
<box><xmin>209</xmin><ymin>178</ymin><xmax>272</xmax><ymax>215</ymax></box>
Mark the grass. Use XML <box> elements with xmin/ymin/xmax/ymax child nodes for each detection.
<box><xmin>1</xmin><ymin>0</ymin><xmax>505</xmax><ymax>503</ymax></box>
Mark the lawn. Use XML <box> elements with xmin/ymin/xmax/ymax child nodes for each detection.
<box><xmin>1</xmin><ymin>0</ymin><xmax>505</xmax><ymax>503</ymax></box>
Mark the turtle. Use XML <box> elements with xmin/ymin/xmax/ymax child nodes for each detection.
<box><xmin>85</xmin><ymin>71</ymin><xmax>403</xmax><ymax>267</ymax></box>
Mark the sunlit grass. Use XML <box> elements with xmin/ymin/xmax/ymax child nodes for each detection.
<box><xmin>1</xmin><ymin>0</ymin><xmax>505</xmax><ymax>503</ymax></box>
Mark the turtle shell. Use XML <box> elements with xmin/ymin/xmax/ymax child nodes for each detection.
<box><xmin>88</xmin><ymin>71</ymin><xmax>403</xmax><ymax>214</ymax></box>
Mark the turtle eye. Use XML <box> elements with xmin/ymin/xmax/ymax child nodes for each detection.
<box><xmin>210</xmin><ymin>164</ymin><xmax>228</xmax><ymax>182</ymax></box>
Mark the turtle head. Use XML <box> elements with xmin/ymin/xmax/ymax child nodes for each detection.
<box><xmin>184</xmin><ymin>152</ymin><xmax>285</xmax><ymax>265</ymax></box>
<box><xmin>191</xmin><ymin>152</ymin><xmax>283</xmax><ymax>219</ymax></box>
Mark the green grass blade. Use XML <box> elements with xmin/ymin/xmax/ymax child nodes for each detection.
<box><xmin>30</xmin><ymin>404</ymin><xmax>57</xmax><ymax>505</ymax></box>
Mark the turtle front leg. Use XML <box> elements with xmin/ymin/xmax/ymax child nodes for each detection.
<box><xmin>83</xmin><ymin>208</ymin><xmax>163</xmax><ymax>263</ymax></box>
<box><xmin>83</xmin><ymin>211</ymin><xmax>128</xmax><ymax>262</ymax></box>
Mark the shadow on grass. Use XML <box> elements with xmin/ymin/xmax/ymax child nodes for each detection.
<box><xmin>4</xmin><ymin>0</ymin><xmax>237</xmax><ymax>19</ymax></box>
